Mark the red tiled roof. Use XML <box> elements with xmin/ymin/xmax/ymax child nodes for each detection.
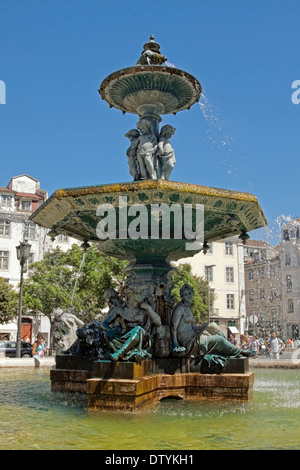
<box><xmin>0</xmin><ymin>187</ymin><xmax>15</xmax><ymax>193</ymax></box>
<box><xmin>14</xmin><ymin>192</ymin><xmax>44</xmax><ymax>200</ymax></box>
<box><xmin>284</xmin><ymin>217</ymin><xmax>300</xmax><ymax>226</ymax></box>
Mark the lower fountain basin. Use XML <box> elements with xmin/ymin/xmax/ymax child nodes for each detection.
<box><xmin>30</xmin><ymin>180</ymin><xmax>267</xmax><ymax>263</ymax></box>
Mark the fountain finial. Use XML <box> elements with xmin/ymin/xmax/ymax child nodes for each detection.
<box><xmin>137</xmin><ymin>35</ymin><xmax>167</xmax><ymax>65</ymax></box>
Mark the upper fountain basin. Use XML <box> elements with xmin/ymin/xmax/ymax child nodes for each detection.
<box><xmin>99</xmin><ymin>65</ymin><xmax>202</xmax><ymax>116</ymax></box>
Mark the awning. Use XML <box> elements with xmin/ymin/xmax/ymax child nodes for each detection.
<box><xmin>228</xmin><ymin>326</ymin><xmax>239</xmax><ymax>334</ymax></box>
<box><xmin>0</xmin><ymin>322</ymin><xmax>17</xmax><ymax>332</ymax></box>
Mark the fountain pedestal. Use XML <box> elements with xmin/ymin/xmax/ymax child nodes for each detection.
<box><xmin>87</xmin><ymin>371</ymin><xmax>254</xmax><ymax>411</ymax></box>
<box><xmin>51</xmin><ymin>356</ymin><xmax>253</xmax><ymax>411</ymax></box>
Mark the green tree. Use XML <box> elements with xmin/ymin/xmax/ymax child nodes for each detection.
<box><xmin>171</xmin><ymin>263</ymin><xmax>213</xmax><ymax>324</ymax></box>
<box><xmin>23</xmin><ymin>244</ymin><xmax>127</xmax><ymax>324</ymax></box>
<box><xmin>0</xmin><ymin>277</ymin><xmax>18</xmax><ymax>324</ymax></box>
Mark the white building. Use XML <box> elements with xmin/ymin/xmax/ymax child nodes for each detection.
<box><xmin>0</xmin><ymin>174</ymin><xmax>78</xmax><ymax>343</ymax></box>
<box><xmin>178</xmin><ymin>236</ymin><xmax>246</xmax><ymax>339</ymax></box>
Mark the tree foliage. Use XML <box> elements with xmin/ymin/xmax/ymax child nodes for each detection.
<box><xmin>23</xmin><ymin>244</ymin><xmax>128</xmax><ymax>323</ymax></box>
<box><xmin>171</xmin><ymin>263</ymin><xmax>212</xmax><ymax>324</ymax></box>
<box><xmin>22</xmin><ymin>245</ymin><xmax>211</xmax><ymax>327</ymax></box>
<box><xmin>0</xmin><ymin>277</ymin><xmax>18</xmax><ymax>324</ymax></box>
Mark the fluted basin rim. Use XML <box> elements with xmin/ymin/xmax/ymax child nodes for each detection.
<box><xmin>99</xmin><ymin>65</ymin><xmax>202</xmax><ymax>115</ymax></box>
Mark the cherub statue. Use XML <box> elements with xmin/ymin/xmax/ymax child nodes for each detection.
<box><xmin>125</xmin><ymin>129</ymin><xmax>140</xmax><ymax>180</ymax></box>
<box><xmin>136</xmin><ymin>119</ymin><xmax>158</xmax><ymax>180</ymax></box>
<box><xmin>156</xmin><ymin>125</ymin><xmax>176</xmax><ymax>180</ymax></box>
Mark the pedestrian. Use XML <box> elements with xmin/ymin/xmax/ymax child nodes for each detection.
<box><xmin>229</xmin><ymin>334</ymin><xmax>237</xmax><ymax>345</ymax></box>
<box><xmin>32</xmin><ymin>333</ymin><xmax>46</xmax><ymax>358</ymax></box>
<box><xmin>240</xmin><ymin>334</ymin><xmax>250</xmax><ymax>351</ymax></box>
<box><xmin>244</xmin><ymin>331</ymin><xmax>251</xmax><ymax>346</ymax></box>
<box><xmin>251</xmin><ymin>335</ymin><xmax>260</xmax><ymax>358</ymax></box>
<box><xmin>268</xmin><ymin>331</ymin><xmax>282</xmax><ymax>360</ymax></box>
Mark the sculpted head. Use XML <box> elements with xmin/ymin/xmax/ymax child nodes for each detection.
<box><xmin>125</xmin><ymin>129</ymin><xmax>140</xmax><ymax>140</ymax></box>
<box><xmin>160</xmin><ymin>125</ymin><xmax>175</xmax><ymax>138</ymax></box>
<box><xmin>104</xmin><ymin>288</ymin><xmax>122</xmax><ymax>307</ymax></box>
<box><xmin>52</xmin><ymin>310</ymin><xmax>84</xmax><ymax>354</ymax></box>
<box><xmin>180</xmin><ymin>284</ymin><xmax>194</xmax><ymax>304</ymax></box>
<box><xmin>136</xmin><ymin>119</ymin><xmax>152</xmax><ymax>134</ymax></box>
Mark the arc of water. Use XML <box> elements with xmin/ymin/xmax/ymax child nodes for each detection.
<box><xmin>70</xmin><ymin>250</ymin><xmax>87</xmax><ymax>307</ymax></box>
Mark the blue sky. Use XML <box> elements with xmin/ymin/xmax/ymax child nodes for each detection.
<box><xmin>1</xmin><ymin>0</ymin><xmax>299</xmax><ymax>243</ymax></box>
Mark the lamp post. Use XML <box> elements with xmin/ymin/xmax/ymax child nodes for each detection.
<box><xmin>205</xmin><ymin>264</ymin><xmax>216</xmax><ymax>323</ymax></box>
<box><xmin>16</xmin><ymin>240</ymin><xmax>31</xmax><ymax>358</ymax></box>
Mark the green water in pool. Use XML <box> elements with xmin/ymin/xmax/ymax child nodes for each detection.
<box><xmin>0</xmin><ymin>368</ymin><xmax>299</xmax><ymax>450</ymax></box>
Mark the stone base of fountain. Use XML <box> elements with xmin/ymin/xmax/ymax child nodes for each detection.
<box><xmin>87</xmin><ymin>370</ymin><xmax>254</xmax><ymax>412</ymax></box>
<box><xmin>51</xmin><ymin>356</ymin><xmax>253</xmax><ymax>410</ymax></box>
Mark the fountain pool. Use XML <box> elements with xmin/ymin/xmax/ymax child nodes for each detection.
<box><xmin>0</xmin><ymin>368</ymin><xmax>299</xmax><ymax>450</ymax></box>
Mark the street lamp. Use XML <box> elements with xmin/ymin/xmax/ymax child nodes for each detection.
<box><xmin>16</xmin><ymin>240</ymin><xmax>31</xmax><ymax>358</ymax></box>
<box><xmin>205</xmin><ymin>264</ymin><xmax>216</xmax><ymax>323</ymax></box>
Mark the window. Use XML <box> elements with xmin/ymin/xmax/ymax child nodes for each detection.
<box><xmin>288</xmin><ymin>299</ymin><xmax>294</xmax><ymax>313</ymax></box>
<box><xmin>270</xmin><ymin>288</ymin><xmax>277</xmax><ymax>301</ymax></box>
<box><xmin>226</xmin><ymin>267</ymin><xmax>234</xmax><ymax>283</ymax></box>
<box><xmin>248</xmin><ymin>269</ymin><xmax>254</xmax><ymax>281</ymax></box>
<box><xmin>225</xmin><ymin>242</ymin><xmax>233</xmax><ymax>256</ymax></box>
<box><xmin>271</xmin><ymin>308</ymin><xmax>278</xmax><ymax>327</ymax></box>
<box><xmin>283</xmin><ymin>230</ymin><xmax>290</xmax><ymax>241</ymax></box>
<box><xmin>25</xmin><ymin>252</ymin><xmax>34</xmax><ymax>270</ymax></box>
<box><xmin>24</xmin><ymin>221</ymin><xmax>36</xmax><ymax>239</ymax></box>
<box><xmin>0</xmin><ymin>195</ymin><xmax>13</xmax><ymax>207</ymax></box>
<box><xmin>249</xmin><ymin>289</ymin><xmax>254</xmax><ymax>302</ymax></box>
<box><xmin>269</xmin><ymin>265</ymin><xmax>276</xmax><ymax>278</ymax></box>
<box><xmin>286</xmin><ymin>275</ymin><xmax>293</xmax><ymax>290</ymax></box>
<box><xmin>19</xmin><ymin>200</ymin><xmax>31</xmax><ymax>211</ymax></box>
<box><xmin>259</xmin><ymin>309</ymin><xmax>266</xmax><ymax>325</ymax></box>
<box><xmin>0</xmin><ymin>251</ymin><xmax>9</xmax><ymax>270</ymax></box>
<box><xmin>205</xmin><ymin>265</ymin><xmax>214</xmax><ymax>282</ymax></box>
<box><xmin>259</xmin><ymin>288</ymin><xmax>265</xmax><ymax>301</ymax></box>
<box><xmin>58</xmin><ymin>234</ymin><xmax>69</xmax><ymax>242</ymax></box>
<box><xmin>259</xmin><ymin>267</ymin><xmax>265</xmax><ymax>280</ymax></box>
<box><xmin>226</xmin><ymin>294</ymin><xmax>235</xmax><ymax>310</ymax></box>
<box><xmin>0</xmin><ymin>219</ymin><xmax>10</xmax><ymax>236</ymax></box>
<box><xmin>261</xmin><ymin>249</ymin><xmax>266</xmax><ymax>261</ymax></box>
<box><xmin>285</xmin><ymin>252</ymin><xmax>291</xmax><ymax>266</ymax></box>
<box><xmin>271</xmin><ymin>309</ymin><xmax>278</xmax><ymax>324</ymax></box>
<box><xmin>292</xmin><ymin>325</ymin><xmax>299</xmax><ymax>338</ymax></box>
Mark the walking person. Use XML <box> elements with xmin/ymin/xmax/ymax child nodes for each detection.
<box><xmin>268</xmin><ymin>331</ymin><xmax>282</xmax><ymax>360</ymax></box>
<box><xmin>251</xmin><ymin>335</ymin><xmax>260</xmax><ymax>358</ymax></box>
<box><xmin>32</xmin><ymin>333</ymin><xmax>47</xmax><ymax>358</ymax></box>
<box><xmin>229</xmin><ymin>334</ymin><xmax>237</xmax><ymax>345</ymax></box>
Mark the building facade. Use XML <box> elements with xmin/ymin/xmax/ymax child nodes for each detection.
<box><xmin>244</xmin><ymin>248</ymin><xmax>282</xmax><ymax>337</ymax></box>
<box><xmin>178</xmin><ymin>236</ymin><xmax>246</xmax><ymax>339</ymax></box>
<box><xmin>279</xmin><ymin>218</ymin><xmax>300</xmax><ymax>339</ymax></box>
<box><xmin>0</xmin><ymin>175</ymin><xmax>78</xmax><ymax>343</ymax></box>
<box><xmin>244</xmin><ymin>226</ymin><xmax>300</xmax><ymax>340</ymax></box>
